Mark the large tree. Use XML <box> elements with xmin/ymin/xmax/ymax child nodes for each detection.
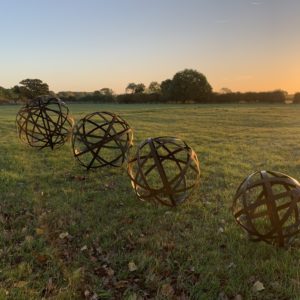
<box><xmin>99</xmin><ymin>88</ymin><xmax>114</xmax><ymax>96</ymax></box>
<box><xmin>148</xmin><ymin>81</ymin><xmax>161</xmax><ymax>94</ymax></box>
<box><xmin>125</xmin><ymin>82</ymin><xmax>145</xmax><ymax>94</ymax></box>
<box><xmin>169</xmin><ymin>69</ymin><xmax>212</xmax><ymax>103</ymax></box>
<box><xmin>18</xmin><ymin>79</ymin><xmax>49</xmax><ymax>99</ymax></box>
<box><xmin>220</xmin><ymin>87</ymin><xmax>232</xmax><ymax>94</ymax></box>
<box><xmin>160</xmin><ymin>79</ymin><xmax>172</xmax><ymax>100</ymax></box>
<box><xmin>294</xmin><ymin>92</ymin><xmax>300</xmax><ymax>104</ymax></box>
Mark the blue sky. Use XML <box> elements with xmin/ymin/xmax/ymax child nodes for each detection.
<box><xmin>0</xmin><ymin>0</ymin><xmax>299</xmax><ymax>93</ymax></box>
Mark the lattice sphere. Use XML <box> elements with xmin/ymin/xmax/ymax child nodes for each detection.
<box><xmin>128</xmin><ymin>137</ymin><xmax>200</xmax><ymax>207</ymax></box>
<box><xmin>16</xmin><ymin>96</ymin><xmax>73</xmax><ymax>149</ymax></box>
<box><xmin>232</xmin><ymin>170</ymin><xmax>300</xmax><ymax>247</ymax></box>
<box><xmin>72</xmin><ymin>111</ymin><xmax>133</xmax><ymax>169</ymax></box>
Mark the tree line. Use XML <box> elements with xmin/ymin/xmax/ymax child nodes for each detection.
<box><xmin>0</xmin><ymin>69</ymin><xmax>299</xmax><ymax>104</ymax></box>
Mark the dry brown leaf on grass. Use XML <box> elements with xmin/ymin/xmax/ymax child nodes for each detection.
<box><xmin>121</xmin><ymin>217</ymin><xmax>134</xmax><ymax>224</ymax></box>
<box><xmin>70</xmin><ymin>175</ymin><xmax>86</xmax><ymax>181</ymax></box>
<box><xmin>252</xmin><ymin>280</ymin><xmax>265</xmax><ymax>292</ymax></box>
<box><xmin>218</xmin><ymin>227</ymin><xmax>225</xmax><ymax>233</ymax></box>
<box><xmin>36</xmin><ymin>228</ymin><xmax>44</xmax><ymax>235</ymax></box>
<box><xmin>59</xmin><ymin>232</ymin><xmax>69</xmax><ymax>239</ymax></box>
<box><xmin>115</xmin><ymin>280</ymin><xmax>129</xmax><ymax>289</ymax></box>
<box><xmin>104</xmin><ymin>182</ymin><xmax>116</xmax><ymax>190</ymax></box>
<box><xmin>163</xmin><ymin>241</ymin><xmax>175</xmax><ymax>251</ymax></box>
<box><xmin>94</xmin><ymin>265</ymin><xmax>115</xmax><ymax>278</ymax></box>
<box><xmin>106</xmin><ymin>267</ymin><xmax>115</xmax><ymax>277</ymax></box>
<box><xmin>161</xmin><ymin>283</ymin><xmax>175</xmax><ymax>297</ymax></box>
<box><xmin>128</xmin><ymin>261</ymin><xmax>138</xmax><ymax>272</ymax></box>
<box><xmin>35</xmin><ymin>254</ymin><xmax>48</xmax><ymax>264</ymax></box>
<box><xmin>84</xmin><ymin>290</ymin><xmax>91</xmax><ymax>298</ymax></box>
<box><xmin>80</xmin><ymin>245</ymin><xmax>88</xmax><ymax>251</ymax></box>
<box><xmin>227</xmin><ymin>262</ymin><xmax>236</xmax><ymax>269</ymax></box>
<box><xmin>25</xmin><ymin>235</ymin><xmax>34</xmax><ymax>242</ymax></box>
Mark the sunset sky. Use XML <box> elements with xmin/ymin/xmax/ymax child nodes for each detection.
<box><xmin>0</xmin><ymin>0</ymin><xmax>299</xmax><ymax>94</ymax></box>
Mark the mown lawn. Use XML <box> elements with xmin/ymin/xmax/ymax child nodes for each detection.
<box><xmin>1</xmin><ymin>103</ymin><xmax>300</xmax><ymax>300</ymax></box>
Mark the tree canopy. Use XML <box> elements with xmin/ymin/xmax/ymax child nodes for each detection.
<box><xmin>17</xmin><ymin>79</ymin><xmax>49</xmax><ymax>99</ymax></box>
<box><xmin>168</xmin><ymin>69</ymin><xmax>212</xmax><ymax>103</ymax></box>
<box><xmin>148</xmin><ymin>81</ymin><xmax>161</xmax><ymax>94</ymax></box>
<box><xmin>126</xmin><ymin>83</ymin><xmax>146</xmax><ymax>94</ymax></box>
<box><xmin>0</xmin><ymin>71</ymin><xmax>291</xmax><ymax>104</ymax></box>
<box><xmin>294</xmin><ymin>93</ymin><xmax>300</xmax><ymax>104</ymax></box>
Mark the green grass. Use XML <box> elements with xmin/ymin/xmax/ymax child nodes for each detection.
<box><xmin>1</xmin><ymin>103</ymin><xmax>300</xmax><ymax>299</ymax></box>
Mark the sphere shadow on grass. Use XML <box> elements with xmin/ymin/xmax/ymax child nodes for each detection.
<box><xmin>128</xmin><ymin>136</ymin><xmax>200</xmax><ymax>207</ymax></box>
<box><xmin>232</xmin><ymin>170</ymin><xmax>300</xmax><ymax>247</ymax></box>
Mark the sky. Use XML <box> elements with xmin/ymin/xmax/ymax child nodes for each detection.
<box><xmin>0</xmin><ymin>0</ymin><xmax>299</xmax><ymax>94</ymax></box>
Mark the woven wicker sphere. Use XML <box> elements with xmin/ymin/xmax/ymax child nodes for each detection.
<box><xmin>72</xmin><ymin>111</ymin><xmax>133</xmax><ymax>169</ymax></box>
<box><xmin>16</xmin><ymin>96</ymin><xmax>73</xmax><ymax>149</ymax></box>
<box><xmin>127</xmin><ymin>136</ymin><xmax>200</xmax><ymax>207</ymax></box>
<box><xmin>232</xmin><ymin>170</ymin><xmax>300</xmax><ymax>247</ymax></box>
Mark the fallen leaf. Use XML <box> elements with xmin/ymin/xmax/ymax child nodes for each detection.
<box><xmin>59</xmin><ymin>232</ymin><xmax>69</xmax><ymax>239</ymax></box>
<box><xmin>25</xmin><ymin>235</ymin><xmax>34</xmax><ymax>243</ymax></box>
<box><xmin>252</xmin><ymin>281</ymin><xmax>265</xmax><ymax>292</ymax></box>
<box><xmin>128</xmin><ymin>261</ymin><xmax>138</xmax><ymax>272</ymax></box>
<box><xmin>161</xmin><ymin>283</ymin><xmax>174</xmax><ymax>297</ymax></box>
<box><xmin>36</xmin><ymin>254</ymin><xmax>48</xmax><ymax>264</ymax></box>
<box><xmin>121</xmin><ymin>217</ymin><xmax>134</xmax><ymax>224</ymax></box>
<box><xmin>115</xmin><ymin>280</ymin><xmax>129</xmax><ymax>289</ymax></box>
<box><xmin>218</xmin><ymin>227</ymin><xmax>224</xmax><ymax>233</ymax></box>
<box><xmin>96</xmin><ymin>247</ymin><xmax>102</xmax><ymax>254</ymax></box>
<box><xmin>227</xmin><ymin>262</ymin><xmax>236</xmax><ymax>269</ymax></box>
<box><xmin>106</xmin><ymin>267</ymin><xmax>114</xmax><ymax>277</ymax></box>
<box><xmin>36</xmin><ymin>228</ymin><xmax>44</xmax><ymax>235</ymax></box>
<box><xmin>163</xmin><ymin>242</ymin><xmax>175</xmax><ymax>251</ymax></box>
<box><xmin>80</xmin><ymin>245</ymin><xmax>88</xmax><ymax>251</ymax></box>
<box><xmin>104</xmin><ymin>182</ymin><xmax>116</xmax><ymax>190</ymax></box>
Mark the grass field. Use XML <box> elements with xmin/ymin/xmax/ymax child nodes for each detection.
<box><xmin>1</xmin><ymin>103</ymin><xmax>300</xmax><ymax>300</ymax></box>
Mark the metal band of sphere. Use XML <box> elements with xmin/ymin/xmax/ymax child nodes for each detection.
<box><xmin>128</xmin><ymin>136</ymin><xmax>200</xmax><ymax>207</ymax></box>
<box><xmin>72</xmin><ymin>111</ymin><xmax>133</xmax><ymax>169</ymax></box>
<box><xmin>16</xmin><ymin>97</ymin><xmax>73</xmax><ymax>149</ymax></box>
<box><xmin>232</xmin><ymin>170</ymin><xmax>300</xmax><ymax>247</ymax></box>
